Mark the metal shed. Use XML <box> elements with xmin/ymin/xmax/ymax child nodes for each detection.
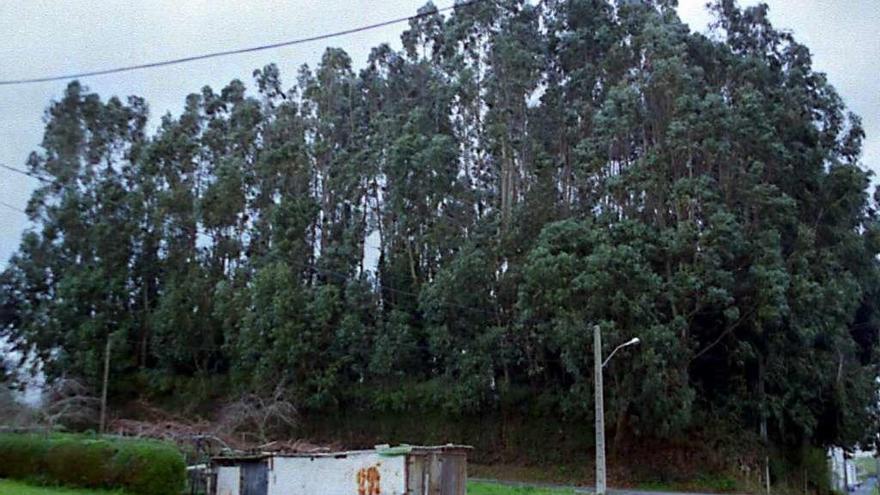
<box><xmin>210</xmin><ymin>444</ymin><xmax>471</xmax><ymax>495</ymax></box>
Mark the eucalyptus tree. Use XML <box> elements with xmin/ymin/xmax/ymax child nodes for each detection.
<box><xmin>2</xmin><ymin>82</ymin><xmax>148</xmax><ymax>386</ymax></box>
<box><xmin>0</xmin><ymin>0</ymin><xmax>877</xmax><ymax>462</ymax></box>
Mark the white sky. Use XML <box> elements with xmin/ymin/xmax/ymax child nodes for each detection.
<box><xmin>0</xmin><ymin>0</ymin><xmax>878</xmax><ymax>271</ymax></box>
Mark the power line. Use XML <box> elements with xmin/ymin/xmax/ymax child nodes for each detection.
<box><xmin>1</xmin><ymin>164</ymin><xmax>51</xmax><ymax>183</ymax></box>
<box><xmin>0</xmin><ymin>0</ymin><xmax>490</xmax><ymax>87</ymax></box>
<box><xmin>0</xmin><ymin>200</ymin><xmax>27</xmax><ymax>214</ymax></box>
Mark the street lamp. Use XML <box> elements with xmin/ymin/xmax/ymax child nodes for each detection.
<box><xmin>602</xmin><ymin>337</ymin><xmax>640</xmax><ymax>368</ymax></box>
<box><xmin>594</xmin><ymin>325</ymin><xmax>640</xmax><ymax>495</ymax></box>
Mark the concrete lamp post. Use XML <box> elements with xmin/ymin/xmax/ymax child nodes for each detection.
<box><xmin>594</xmin><ymin>326</ymin><xmax>640</xmax><ymax>495</ymax></box>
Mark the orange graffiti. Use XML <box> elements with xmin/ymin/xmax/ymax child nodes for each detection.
<box><xmin>356</xmin><ymin>465</ymin><xmax>381</xmax><ymax>495</ymax></box>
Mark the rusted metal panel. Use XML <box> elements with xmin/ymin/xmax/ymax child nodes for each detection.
<box><xmin>406</xmin><ymin>454</ymin><xmax>427</xmax><ymax>494</ymax></box>
<box><xmin>216</xmin><ymin>466</ymin><xmax>240</xmax><ymax>495</ymax></box>
<box><xmin>438</xmin><ymin>452</ymin><xmax>467</xmax><ymax>495</ymax></box>
<box><xmin>267</xmin><ymin>451</ymin><xmax>407</xmax><ymax>495</ymax></box>
<box><xmin>403</xmin><ymin>447</ymin><xmax>469</xmax><ymax>495</ymax></box>
<box><xmin>428</xmin><ymin>452</ymin><xmax>442</xmax><ymax>495</ymax></box>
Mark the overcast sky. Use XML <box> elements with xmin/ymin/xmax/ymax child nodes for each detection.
<box><xmin>0</xmin><ymin>0</ymin><xmax>878</xmax><ymax>270</ymax></box>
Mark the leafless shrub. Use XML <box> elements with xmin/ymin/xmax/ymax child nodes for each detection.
<box><xmin>217</xmin><ymin>385</ymin><xmax>297</xmax><ymax>444</ymax></box>
<box><xmin>0</xmin><ymin>384</ymin><xmax>15</xmax><ymax>412</ymax></box>
<box><xmin>40</xmin><ymin>378</ymin><xmax>100</xmax><ymax>429</ymax></box>
<box><xmin>0</xmin><ymin>386</ymin><xmax>27</xmax><ymax>426</ymax></box>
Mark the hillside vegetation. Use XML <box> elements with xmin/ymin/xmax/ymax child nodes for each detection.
<box><xmin>1</xmin><ymin>0</ymin><xmax>878</xmax><ymax>487</ymax></box>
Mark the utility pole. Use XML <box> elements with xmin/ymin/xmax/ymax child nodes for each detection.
<box><xmin>594</xmin><ymin>325</ymin><xmax>606</xmax><ymax>495</ymax></box>
<box><xmin>759</xmin><ymin>357</ymin><xmax>770</xmax><ymax>495</ymax></box>
<box><xmin>594</xmin><ymin>326</ymin><xmax>640</xmax><ymax>495</ymax></box>
<box><xmin>99</xmin><ymin>336</ymin><xmax>111</xmax><ymax>434</ymax></box>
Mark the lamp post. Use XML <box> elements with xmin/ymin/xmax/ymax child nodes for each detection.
<box><xmin>594</xmin><ymin>325</ymin><xmax>640</xmax><ymax>495</ymax></box>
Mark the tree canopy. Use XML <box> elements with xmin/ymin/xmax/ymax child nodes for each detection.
<box><xmin>1</xmin><ymin>0</ymin><xmax>878</xmax><ymax>453</ymax></box>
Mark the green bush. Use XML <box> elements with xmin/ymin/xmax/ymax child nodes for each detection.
<box><xmin>0</xmin><ymin>433</ymin><xmax>185</xmax><ymax>495</ymax></box>
<box><xmin>0</xmin><ymin>433</ymin><xmax>51</xmax><ymax>480</ymax></box>
<box><xmin>46</xmin><ymin>437</ymin><xmax>116</xmax><ymax>487</ymax></box>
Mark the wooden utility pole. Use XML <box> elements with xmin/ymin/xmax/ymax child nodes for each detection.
<box><xmin>99</xmin><ymin>337</ymin><xmax>111</xmax><ymax>434</ymax></box>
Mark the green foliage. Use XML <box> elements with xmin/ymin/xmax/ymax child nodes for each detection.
<box><xmin>44</xmin><ymin>437</ymin><xmax>114</xmax><ymax>488</ymax></box>
<box><xmin>0</xmin><ymin>434</ymin><xmax>185</xmax><ymax>495</ymax></box>
<box><xmin>765</xmin><ymin>445</ymin><xmax>833</xmax><ymax>495</ymax></box>
<box><xmin>466</xmin><ymin>481</ymin><xmax>574</xmax><ymax>495</ymax></box>
<box><xmin>0</xmin><ymin>432</ymin><xmax>51</xmax><ymax>480</ymax></box>
<box><xmin>2</xmin><ymin>0</ymin><xmax>879</xmax><ymax>461</ymax></box>
<box><xmin>856</xmin><ymin>456</ymin><xmax>877</xmax><ymax>481</ymax></box>
<box><xmin>0</xmin><ymin>479</ymin><xmax>126</xmax><ymax>495</ymax></box>
<box><xmin>693</xmin><ymin>473</ymin><xmax>738</xmax><ymax>493</ymax></box>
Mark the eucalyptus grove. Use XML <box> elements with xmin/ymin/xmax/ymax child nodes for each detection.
<box><xmin>2</xmin><ymin>0</ymin><xmax>878</xmax><ymax>457</ymax></box>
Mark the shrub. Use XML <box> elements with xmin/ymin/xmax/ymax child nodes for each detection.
<box><xmin>0</xmin><ymin>432</ymin><xmax>50</xmax><ymax>480</ymax></box>
<box><xmin>109</xmin><ymin>438</ymin><xmax>187</xmax><ymax>495</ymax></box>
<box><xmin>0</xmin><ymin>433</ymin><xmax>185</xmax><ymax>495</ymax></box>
<box><xmin>45</xmin><ymin>436</ymin><xmax>115</xmax><ymax>487</ymax></box>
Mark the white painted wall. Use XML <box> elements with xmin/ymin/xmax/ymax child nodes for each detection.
<box><xmin>216</xmin><ymin>466</ymin><xmax>241</xmax><ymax>495</ymax></box>
<box><xmin>268</xmin><ymin>452</ymin><xmax>407</xmax><ymax>495</ymax></box>
<box><xmin>830</xmin><ymin>447</ymin><xmax>846</xmax><ymax>492</ymax></box>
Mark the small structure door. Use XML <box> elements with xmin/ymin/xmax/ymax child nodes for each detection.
<box><xmin>241</xmin><ymin>461</ymin><xmax>268</xmax><ymax>495</ymax></box>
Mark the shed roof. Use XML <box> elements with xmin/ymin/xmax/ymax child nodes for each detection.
<box><xmin>211</xmin><ymin>443</ymin><xmax>472</xmax><ymax>463</ymax></box>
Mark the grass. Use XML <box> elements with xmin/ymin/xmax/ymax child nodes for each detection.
<box><xmin>470</xmin><ymin>463</ymin><xmax>592</xmax><ymax>486</ymax></box>
<box><xmin>0</xmin><ymin>479</ymin><xmax>126</xmax><ymax>495</ymax></box>
<box><xmin>636</xmin><ymin>473</ymin><xmax>738</xmax><ymax>493</ymax></box>
<box><xmin>856</xmin><ymin>456</ymin><xmax>877</xmax><ymax>481</ymax></box>
<box><xmin>468</xmin><ymin>481</ymin><xmax>576</xmax><ymax>494</ymax></box>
